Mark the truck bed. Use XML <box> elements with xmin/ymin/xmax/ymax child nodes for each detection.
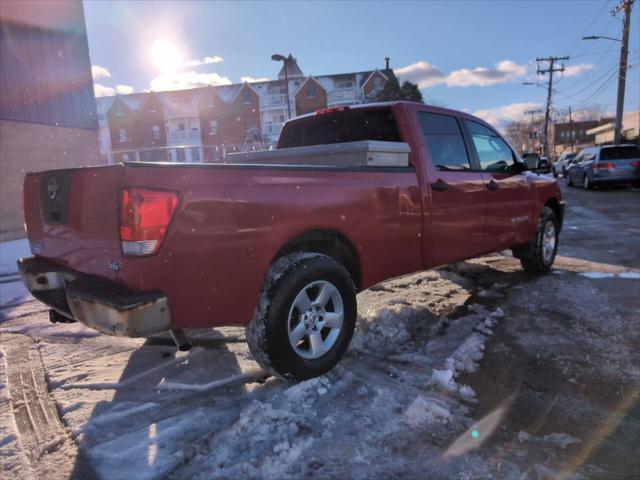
<box><xmin>23</xmin><ymin>160</ymin><xmax>423</xmax><ymax>329</ymax></box>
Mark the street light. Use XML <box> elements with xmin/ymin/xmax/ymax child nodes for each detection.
<box><xmin>582</xmin><ymin>35</ymin><xmax>622</xmax><ymax>42</ymax></box>
<box><xmin>582</xmin><ymin>0</ymin><xmax>633</xmax><ymax>145</ymax></box>
<box><xmin>271</xmin><ymin>53</ymin><xmax>292</xmax><ymax>120</ymax></box>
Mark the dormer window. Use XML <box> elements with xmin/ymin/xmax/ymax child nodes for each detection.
<box><xmin>209</xmin><ymin>120</ymin><xmax>218</xmax><ymax>135</ymax></box>
<box><xmin>242</xmin><ymin>90</ymin><xmax>252</xmax><ymax>104</ymax></box>
<box><xmin>151</xmin><ymin>125</ymin><xmax>161</xmax><ymax>140</ymax></box>
<box><xmin>373</xmin><ymin>76</ymin><xmax>384</xmax><ymax>90</ymax></box>
<box><xmin>119</xmin><ymin>128</ymin><xmax>127</xmax><ymax>143</ymax></box>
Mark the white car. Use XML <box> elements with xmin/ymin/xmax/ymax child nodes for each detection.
<box><xmin>553</xmin><ymin>152</ymin><xmax>577</xmax><ymax>177</ymax></box>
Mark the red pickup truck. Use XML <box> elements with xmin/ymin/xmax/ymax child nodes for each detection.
<box><xmin>18</xmin><ymin>102</ymin><xmax>564</xmax><ymax>380</ymax></box>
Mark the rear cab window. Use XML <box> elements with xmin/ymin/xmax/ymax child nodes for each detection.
<box><xmin>600</xmin><ymin>146</ymin><xmax>640</xmax><ymax>160</ymax></box>
<box><xmin>277</xmin><ymin>108</ymin><xmax>401</xmax><ymax>148</ymax></box>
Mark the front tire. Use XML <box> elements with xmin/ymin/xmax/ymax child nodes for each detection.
<box><xmin>246</xmin><ymin>253</ymin><xmax>357</xmax><ymax>381</ymax></box>
<box><xmin>583</xmin><ymin>174</ymin><xmax>592</xmax><ymax>190</ymax></box>
<box><xmin>513</xmin><ymin>206</ymin><xmax>559</xmax><ymax>274</ymax></box>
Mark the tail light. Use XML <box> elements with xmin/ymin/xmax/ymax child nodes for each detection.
<box><xmin>593</xmin><ymin>162</ymin><xmax>615</xmax><ymax>170</ymax></box>
<box><xmin>631</xmin><ymin>161</ymin><xmax>640</xmax><ymax>168</ymax></box>
<box><xmin>120</xmin><ymin>188</ymin><xmax>178</xmax><ymax>256</ymax></box>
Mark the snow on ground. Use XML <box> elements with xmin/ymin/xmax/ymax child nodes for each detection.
<box><xmin>0</xmin><ymin>238</ymin><xmax>29</xmax><ymax>275</ymax></box>
<box><xmin>1</xmin><ymin>246</ymin><xmax>638</xmax><ymax>478</ymax></box>
<box><xmin>0</xmin><ymin>349</ymin><xmax>32</xmax><ymax>479</ymax></box>
<box><xmin>0</xmin><ymin>264</ymin><xmax>507</xmax><ymax>480</ymax></box>
<box><xmin>0</xmin><ymin>238</ymin><xmax>31</xmax><ymax>308</ymax></box>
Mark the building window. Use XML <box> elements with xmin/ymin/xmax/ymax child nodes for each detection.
<box><xmin>119</xmin><ymin>128</ymin><xmax>127</xmax><ymax>143</ymax></box>
<box><xmin>242</xmin><ymin>90</ymin><xmax>252</xmax><ymax>104</ymax></box>
<box><xmin>151</xmin><ymin>125</ymin><xmax>161</xmax><ymax>140</ymax></box>
<box><xmin>209</xmin><ymin>120</ymin><xmax>218</xmax><ymax>135</ymax></box>
<box><xmin>336</xmin><ymin>81</ymin><xmax>353</xmax><ymax>89</ymax></box>
<box><xmin>178</xmin><ymin>122</ymin><xmax>185</xmax><ymax>131</ymax></box>
<box><xmin>122</xmin><ymin>153</ymin><xmax>130</xmax><ymax>161</ymax></box>
<box><xmin>306</xmin><ymin>83</ymin><xmax>317</xmax><ymax>98</ymax></box>
<box><xmin>373</xmin><ymin>76</ymin><xmax>384</xmax><ymax>90</ymax></box>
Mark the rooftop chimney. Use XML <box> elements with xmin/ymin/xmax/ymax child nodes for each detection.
<box><xmin>384</xmin><ymin>57</ymin><xmax>390</xmax><ymax>70</ymax></box>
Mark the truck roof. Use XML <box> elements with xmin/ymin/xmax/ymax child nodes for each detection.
<box><xmin>286</xmin><ymin>101</ymin><xmax>492</xmax><ymax>130</ymax></box>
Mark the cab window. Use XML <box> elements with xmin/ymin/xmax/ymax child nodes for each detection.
<box><xmin>418</xmin><ymin>112</ymin><xmax>471</xmax><ymax>171</ymax></box>
<box><xmin>465</xmin><ymin>120</ymin><xmax>515</xmax><ymax>173</ymax></box>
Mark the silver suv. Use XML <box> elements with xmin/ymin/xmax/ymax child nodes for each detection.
<box><xmin>565</xmin><ymin>145</ymin><xmax>640</xmax><ymax>189</ymax></box>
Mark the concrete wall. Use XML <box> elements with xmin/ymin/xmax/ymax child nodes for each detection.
<box><xmin>0</xmin><ymin>119</ymin><xmax>100</xmax><ymax>241</ymax></box>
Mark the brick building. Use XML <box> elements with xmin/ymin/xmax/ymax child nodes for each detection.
<box><xmin>550</xmin><ymin>117</ymin><xmax>614</xmax><ymax>156</ymax></box>
<box><xmin>0</xmin><ymin>1</ymin><xmax>100</xmax><ymax>240</ymax></box>
<box><xmin>96</xmin><ymin>57</ymin><xmax>399</xmax><ymax>163</ymax></box>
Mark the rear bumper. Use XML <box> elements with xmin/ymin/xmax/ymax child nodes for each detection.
<box><xmin>17</xmin><ymin>256</ymin><xmax>171</xmax><ymax>337</ymax></box>
<box><xmin>592</xmin><ymin>170</ymin><xmax>640</xmax><ymax>184</ymax></box>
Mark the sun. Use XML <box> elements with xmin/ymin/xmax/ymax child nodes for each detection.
<box><xmin>151</xmin><ymin>40</ymin><xmax>183</xmax><ymax>72</ymax></box>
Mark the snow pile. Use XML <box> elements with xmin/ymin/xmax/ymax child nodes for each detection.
<box><xmin>403</xmin><ymin>395</ymin><xmax>451</xmax><ymax>426</ymax></box>
<box><xmin>351</xmin><ymin>306</ymin><xmax>414</xmax><ymax>354</ymax></box>
<box><xmin>580</xmin><ymin>271</ymin><xmax>640</xmax><ymax>280</ymax></box>
<box><xmin>431</xmin><ymin>306</ymin><xmax>504</xmax><ymax>402</ymax></box>
<box><xmin>194</xmin><ymin>400</ymin><xmax>313</xmax><ymax>480</ymax></box>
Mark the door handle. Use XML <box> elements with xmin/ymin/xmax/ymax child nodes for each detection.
<box><xmin>430</xmin><ymin>180</ymin><xmax>449</xmax><ymax>191</ymax></box>
<box><xmin>486</xmin><ymin>180</ymin><xmax>499</xmax><ymax>191</ymax></box>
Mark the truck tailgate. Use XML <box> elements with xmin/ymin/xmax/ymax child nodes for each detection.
<box><xmin>23</xmin><ymin>164</ymin><xmax>125</xmax><ymax>278</ymax></box>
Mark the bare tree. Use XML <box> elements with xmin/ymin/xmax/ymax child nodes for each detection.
<box><xmin>504</xmin><ymin>120</ymin><xmax>543</xmax><ymax>154</ymax></box>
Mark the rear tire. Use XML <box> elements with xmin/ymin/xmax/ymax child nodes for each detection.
<box><xmin>513</xmin><ymin>206</ymin><xmax>559</xmax><ymax>275</ymax></box>
<box><xmin>583</xmin><ymin>174</ymin><xmax>592</xmax><ymax>190</ymax></box>
<box><xmin>246</xmin><ymin>253</ymin><xmax>357</xmax><ymax>381</ymax></box>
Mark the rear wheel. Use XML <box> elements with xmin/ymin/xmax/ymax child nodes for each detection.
<box><xmin>583</xmin><ymin>174</ymin><xmax>592</xmax><ymax>190</ymax></box>
<box><xmin>513</xmin><ymin>206</ymin><xmax>559</xmax><ymax>274</ymax></box>
<box><xmin>246</xmin><ymin>253</ymin><xmax>357</xmax><ymax>381</ymax></box>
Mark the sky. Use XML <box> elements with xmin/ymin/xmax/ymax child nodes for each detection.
<box><xmin>84</xmin><ymin>0</ymin><xmax>640</xmax><ymax>128</ymax></box>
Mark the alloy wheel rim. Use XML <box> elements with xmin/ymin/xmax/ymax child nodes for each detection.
<box><xmin>542</xmin><ymin>221</ymin><xmax>557</xmax><ymax>263</ymax></box>
<box><xmin>287</xmin><ymin>280</ymin><xmax>344</xmax><ymax>359</ymax></box>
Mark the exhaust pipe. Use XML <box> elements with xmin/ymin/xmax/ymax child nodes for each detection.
<box><xmin>170</xmin><ymin>328</ymin><xmax>192</xmax><ymax>351</ymax></box>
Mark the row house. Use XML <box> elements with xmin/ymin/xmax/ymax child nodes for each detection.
<box><xmin>96</xmin><ymin>58</ymin><xmax>398</xmax><ymax>163</ymax></box>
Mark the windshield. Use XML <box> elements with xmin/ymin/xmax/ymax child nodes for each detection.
<box><xmin>600</xmin><ymin>146</ymin><xmax>640</xmax><ymax>160</ymax></box>
<box><xmin>278</xmin><ymin>108</ymin><xmax>401</xmax><ymax>148</ymax></box>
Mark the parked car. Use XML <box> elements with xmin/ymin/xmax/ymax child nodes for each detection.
<box><xmin>18</xmin><ymin>102</ymin><xmax>564</xmax><ymax>380</ymax></box>
<box><xmin>523</xmin><ymin>152</ymin><xmax>552</xmax><ymax>174</ymax></box>
<box><xmin>565</xmin><ymin>144</ymin><xmax>640</xmax><ymax>189</ymax></box>
<box><xmin>553</xmin><ymin>151</ymin><xmax>577</xmax><ymax>177</ymax></box>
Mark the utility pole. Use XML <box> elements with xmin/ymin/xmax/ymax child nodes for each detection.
<box><xmin>537</xmin><ymin>56</ymin><xmax>569</xmax><ymax>158</ymax></box>
<box><xmin>613</xmin><ymin>0</ymin><xmax>634</xmax><ymax>144</ymax></box>
<box><xmin>524</xmin><ymin>109</ymin><xmax>543</xmax><ymax>151</ymax></box>
<box><xmin>568</xmin><ymin>106</ymin><xmax>575</xmax><ymax>152</ymax></box>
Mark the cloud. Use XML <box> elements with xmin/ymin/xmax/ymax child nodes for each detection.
<box><xmin>562</xmin><ymin>63</ymin><xmax>595</xmax><ymax>78</ymax></box>
<box><xmin>473</xmin><ymin>102</ymin><xmax>543</xmax><ymax>129</ymax></box>
<box><xmin>116</xmin><ymin>85</ymin><xmax>134</xmax><ymax>95</ymax></box>
<box><xmin>394</xmin><ymin>61</ymin><xmax>446</xmax><ymax>88</ymax></box>
<box><xmin>93</xmin><ymin>83</ymin><xmax>115</xmax><ymax>97</ymax></box>
<box><xmin>396</xmin><ymin>59</ymin><xmax>529</xmax><ymax>88</ymax></box>
<box><xmin>149</xmin><ymin>70</ymin><xmax>232</xmax><ymax>91</ymax></box>
<box><xmin>241</xmin><ymin>76</ymin><xmax>270</xmax><ymax>83</ymax></box>
<box><xmin>91</xmin><ymin>65</ymin><xmax>111</xmax><ymax>80</ymax></box>
<box><xmin>446</xmin><ymin>60</ymin><xmax>527</xmax><ymax>87</ymax></box>
<box><xmin>184</xmin><ymin>55</ymin><xmax>224</xmax><ymax>67</ymax></box>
